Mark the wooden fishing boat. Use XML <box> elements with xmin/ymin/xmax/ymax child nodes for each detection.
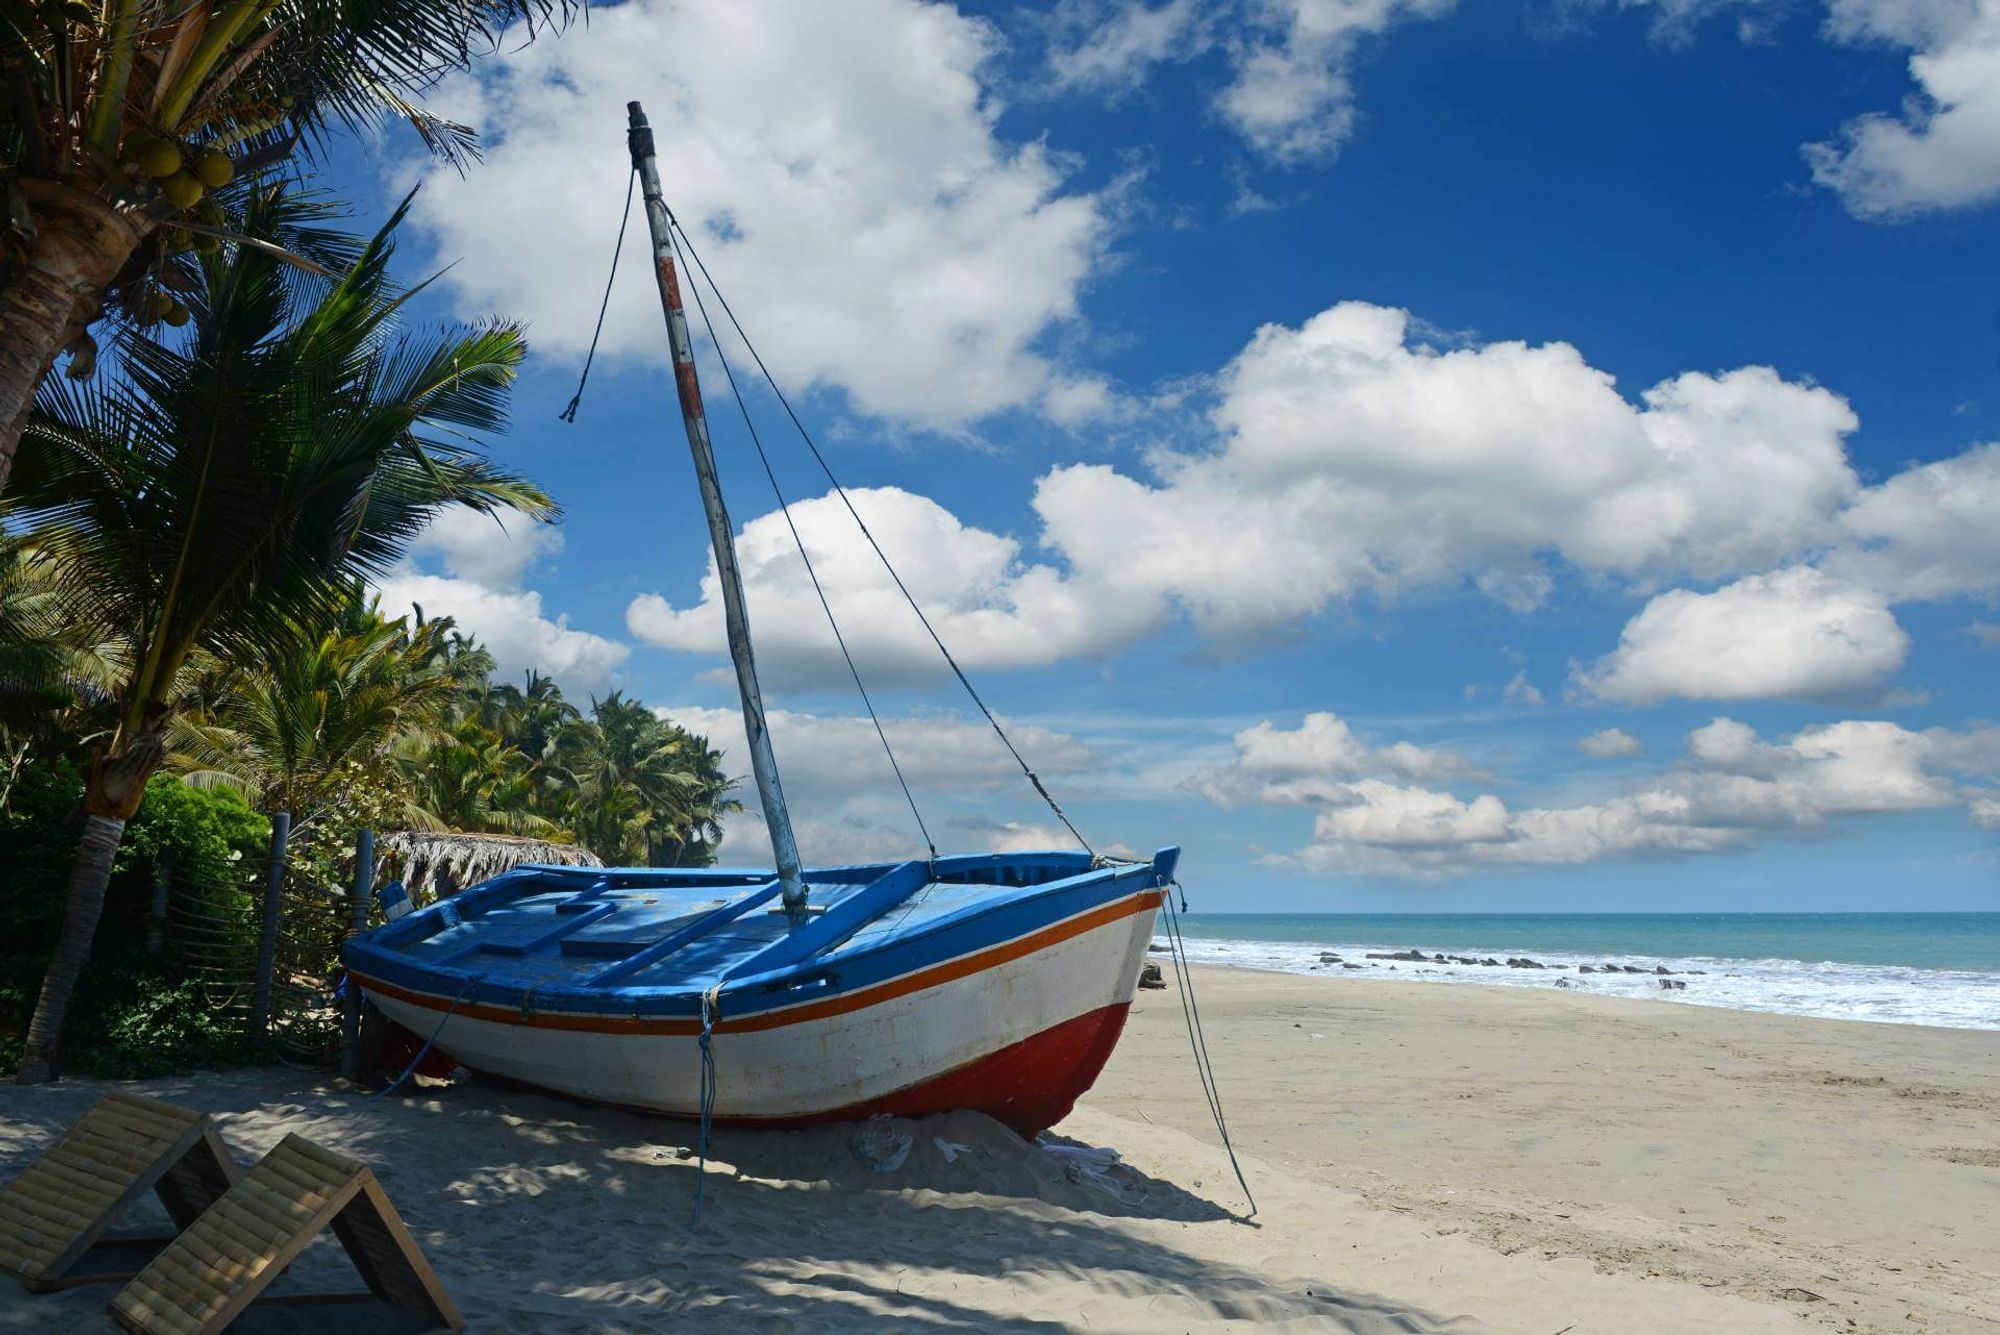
<box><xmin>341</xmin><ymin>102</ymin><xmax>1176</xmax><ymax>1135</ymax></box>
<box><xmin>343</xmin><ymin>851</ymin><xmax>1171</xmax><ymax>1133</ymax></box>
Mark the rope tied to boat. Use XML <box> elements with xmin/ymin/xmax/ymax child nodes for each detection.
<box><xmin>1160</xmin><ymin>881</ymin><xmax>1256</xmax><ymax>1217</ymax></box>
<box><xmin>692</xmin><ymin>982</ymin><xmax>724</xmax><ymax>1225</ymax></box>
<box><xmin>369</xmin><ymin>972</ymin><xmax>485</xmax><ymax>1102</ymax></box>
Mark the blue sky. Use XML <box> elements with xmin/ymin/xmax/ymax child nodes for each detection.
<box><xmin>324</xmin><ymin>0</ymin><xmax>1998</xmax><ymax>910</ymax></box>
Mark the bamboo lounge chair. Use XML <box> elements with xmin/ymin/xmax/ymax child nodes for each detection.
<box><xmin>108</xmin><ymin>1132</ymin><xmax>463</xmax><ymax>1334</ymax></box>
<box><xmin>0</xmin><ymin>1092</ymin><xmax>237</xmax><ymax>1292</ymax></box>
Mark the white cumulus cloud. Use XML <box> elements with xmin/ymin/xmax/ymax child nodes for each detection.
<box><xmin>629</xmin><ymin>300</ymin><xmax>1998</xmax><ymax>694</ymax></box>
<box><xmin>1031</xmin><ymin>302</ymin><xmax>1862</xmax><ymax>641</ymax></box>
<box><xmin>376</xmin><ymin>515</ymin><xmax>628</xmax><ymax>692</ymax></box>
<box><xmin>403</xmin><ymin>0</ymin><xmax>1111</xmax><ymax>429</ymax></box>
<box><xmin>1044</xmin><ymin>0</ymin><xmax>1212</xmax><ymax>92</ymax></box>
<box><xmin>1211</xmin><ymin>714</ymin><xmax>1997</xmax><ymax>876</ymax></box>
<box><xmin>1827</xmin><ymin>441</ymin><xmax>2000</xmax><ymax>600</ymax></box>
<box><xmin>1188</xmin><ymin>712</ymin><xmax>1473</xmax><ymax>807</ymax></box>
<box><xmin>1216</xmin><ymin>0</ymin><xmax>1457</xmax><ymax>162</ymax></box>
<box><xmin>1575</xmin><ymin>567</ymin><xmax>1909</xmax><ymax>704</ymax></box>
<box><xmin>404</xmin><ymin>508</ymin><xmax>562</xmax><ymax>590</ymax></box>
<box><xmin>1043</xmin><ymin>0</ymin><xmax>1453</xmax><ymax>162</ymax></box>
<box><xmin>663</xmin><ymin>703</ymin><xmax>1100</xmax><ymax>864</ymax></box>
<box><xmin>1579</xmin><ymin>727</ymin><xmax>1646</xmax><ymax>757</ymax></box>
<box><xmin>1575</xmin><ymin>439</ymin><xmax>2000</xmax><ymax>706</ymax></box>
<box><xmin>1807</xmin><ymin>0</ymin><xmax>2000</xmax><ymax>217</ymax></box>
<box><xmin>626</xmin><ymin>486</ymin><xmax>1158</xmax><ymax>688</ymax></box>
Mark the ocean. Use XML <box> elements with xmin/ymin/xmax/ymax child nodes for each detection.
<box><xmin>1170</xmin><ymin>913</ymin><xmax>2000</xmax><ymax>1031</ymax></box>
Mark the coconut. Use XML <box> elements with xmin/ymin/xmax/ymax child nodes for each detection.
<box><xmin>163</xmin><ymin>300</ymin><xmax>191</xmax><ymax>328</ymax></box>
<box><xmin>63</xmin><ymin>335</ymin><xmax>98</xmax><ymax>382</ymax></box>
<box><xmin>194</xmin><ymin>148</ymin><xmax>234</xmax><ymax>189</ymax></box>
<box><xmin>137</xmin><ymin>140</ymin><xmax>183</xmax><ymax>180</ymax></box>
<box><xmin>160</xmin><ymin>171</ymin><xmax>204</xmax><ymax>210</ymax></box>
<box><xmin>193</xmin><ymin>197</ymin><xmax>226</xmax><ymax>228</ymax></box>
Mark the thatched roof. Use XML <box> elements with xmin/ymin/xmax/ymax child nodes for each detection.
<box><xmin>379</xmin><ymin>830</ymin><xmax>603</xmax><ymax>902</ymax></box>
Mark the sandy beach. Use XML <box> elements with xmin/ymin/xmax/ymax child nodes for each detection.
<box><xmin>2</xmin><ymin>965</ymin><xmax>1995</xmax><ymax>1334</ymax></box>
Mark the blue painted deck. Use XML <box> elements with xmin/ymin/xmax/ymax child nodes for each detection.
<box><xmin>343</xmin><ymin>850</ymin><xmax>1180</xmax><ymax>1022</ymax></box>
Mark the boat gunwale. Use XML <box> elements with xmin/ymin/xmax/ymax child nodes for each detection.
<box><xmin>345</xmin><ymin>850</ymin><xmax>1175</xmax><ymax>1022</ymax></box>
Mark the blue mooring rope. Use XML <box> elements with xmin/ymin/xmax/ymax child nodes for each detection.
<box><xmin>368</xmin><ymin>973</ymin><xmax>483</xmax><ymax>1101</ymax></box>
<box><xmin>692</xmin><ymin>984</ymin><xmax>722</xmax><ymax>1225</ymax></box>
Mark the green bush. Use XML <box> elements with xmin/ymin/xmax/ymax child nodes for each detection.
<box><xmin>125</xmin><ymin>773</ymin><xmax>270</xmax><ymax>880</ymax></box>
<box><xmin>81</xmin><ymin>975</ymin><xmax>259</xmax><ymax>1078</ymax></box>
<box><xmin>0</xmin><ymin>768</ymin><xmax>271</xmax><ymax>1076</ymax></box>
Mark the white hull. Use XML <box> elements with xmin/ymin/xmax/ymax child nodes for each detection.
<box><xmin>362</xmin><ymin>898</ymin><xmax>1158</xmax><ymax>1121</ymax></box>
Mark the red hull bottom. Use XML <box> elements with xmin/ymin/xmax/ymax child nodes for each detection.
<box><xmin>757</xmin><ymin>999</ymin><xmax>1136</xmax><ymax>1137</ymax></box>
<box><xmin>380</xmin><ymin>1000</ymin><xmax>1135</xmax><ymax>1138</ymax></box>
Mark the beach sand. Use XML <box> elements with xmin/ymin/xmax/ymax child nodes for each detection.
<box><xmin>1</xmin><ymin>964</ymin><xmax>1993</xmax><ymax>1333</ymax></box>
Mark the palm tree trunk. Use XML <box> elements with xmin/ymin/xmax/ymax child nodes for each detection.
<box><xmin>13</xmin><ymin>815</ymin><xmax>127</xmax><ymax>1083</ymax></box>
<box><xmin>0</xmin><ymin>179</ymin><xmax>149</xmax><ymax>493</ymax></box>
<box><xmin>13</xmin><ymin>727</ymin><xmax>166</xmax><ymax>1084</ymax></box>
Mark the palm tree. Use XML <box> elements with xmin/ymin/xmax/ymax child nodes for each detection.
<box><xmin>563</xmin><ymin>692</ymin><xmax>738</xmax><ymax>866</ymax></box>
<box><xmin>169</xmin><ymin>591</ymin><xmax>460</xmax><ymax>824</ymax></box>
<box><xmin>399</xmin><ymin>716</ymin><xmax>557</xmax><ymax>836</ymax></box>
<box><xmin>0</xmin><ymin>535</ymin><xmax>126</xmax><ymax>808</ymax></box>
<box><xmin>7</xmin><ymin>185</ymin><xmax>554</xmax><ymax>1083</ymax></box>
<box><xmin>493</xmin><ymin>669</ymin><xmax>574</xmax><ymax>757</ymax></box>
<box><xmin>0</xmin><ymin>0</ymin><xmax>575</xmax><ymax>484</ymax></box>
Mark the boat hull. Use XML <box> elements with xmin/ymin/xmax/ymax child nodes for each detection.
<box><xmin>355</xmin><ymin>888</ymin><xmax>1159</xmax><ymax>1135</ymax></box>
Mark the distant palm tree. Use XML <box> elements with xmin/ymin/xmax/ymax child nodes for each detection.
<box><xmin>170</xmin><ymin>592</ymin><xmax>460</xmax><ymax>825</ymax></box>
<box><xmin>492</xmin><ymin>670</ymin><xmax>578</xmax><ymax>769</ymax></box>
<box><xmin>0</xmin><ymin>0</ymin><xmax>575</xmax><ymax>483</ymax></box>
<box><xmin>564</xmin><ymin>692</ymin><xmax>738</xmax><ymax>866</ymax></box>
<box><xmin>7</xmin><ymin>185</ymin><xmax>553</xmax><ymax>1083</ymax></box>
<box><xmin>399</xmin><ymin>716</ymin><xmax>558</xmax><ymax>837</ymax></box>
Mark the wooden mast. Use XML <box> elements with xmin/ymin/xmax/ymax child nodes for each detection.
<box><xmin>627</xmin><ymin>101</ymin><xmax>808</xmax><ymax>916</ymax></box>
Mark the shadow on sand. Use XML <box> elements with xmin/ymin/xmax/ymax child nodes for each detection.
<box><xmin>0</xmin><ymin>1071</ymin><xmax>1472</xmax><ymax>1333</ymax></box>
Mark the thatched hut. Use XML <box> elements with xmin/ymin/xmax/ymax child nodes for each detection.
<box><xmin>378</xmin><ymin>831</ymin><xmax>603</xmax><ymax>903</ymax></box>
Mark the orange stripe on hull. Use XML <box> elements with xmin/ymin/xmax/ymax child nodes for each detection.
<box><xmin>353</xmin><ymin>888</ymin><xmax>1162</xmax><ymax>1038</ymax></box>
<box><xmin>433</xmin><ymin>1001</ymin><xmax>1138</xmax><ymax>1138</ymax></box>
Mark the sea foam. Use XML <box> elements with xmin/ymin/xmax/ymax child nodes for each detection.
<box><xmin>1170</xmin><ymin>934</ymin><xmax>2000</xmax><ymax>1030</ymax></box>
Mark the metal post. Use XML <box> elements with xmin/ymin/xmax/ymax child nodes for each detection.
<box><xmin>249</xmin><ymin>811</ymin><xmax>289</xmax><ymax>1038</ymax></box>
<box><xmin>146</xmin><ymin>851</ymin><xmax>172</xmax><ymax>959</ymax></box>
<box><xmin>628</xmin><ymin>100</ymin><xmax>808</xmax><ymax>916</ymax></box>
<box><xmin>339</xmin><ymin>828</ymin><xmax>374</xmax><ymax>1080</ymax></box>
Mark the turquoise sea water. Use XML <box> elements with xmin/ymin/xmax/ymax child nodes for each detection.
<box><xmin>1171</xmin><ymin>913</ymin><xmax>2000</xmax><ymax>1030</ymax></box>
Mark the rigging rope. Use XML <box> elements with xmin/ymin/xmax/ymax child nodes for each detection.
<box><xmin>668</xmin><ymin>224</ymin><xmax>939</xmax><ymax>864</ymax></box>
<box><xmin>1161</xmin><ymin>881</ymin><xmax>1256</xmax><ymax>1217</ymax></box>
<box><xmin>664</xmin><ymin>215</ymin><xmax>1096</xmax><ymax>860</ymax></box>
<box><xmin>558</xmin><ymin>167</ymin><xmax>638</xmax><ymax>423</ymax></box>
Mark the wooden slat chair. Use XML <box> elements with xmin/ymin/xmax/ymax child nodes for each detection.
<box><xmin>0</xmin><ymin>1092</ymin><xmax>238</xmax><ymax>1292</ymax></box>
<box><xmin>108</xmin><ymin>1133</ymin><xmax>464</xmax><ymax>1335</ymax></box>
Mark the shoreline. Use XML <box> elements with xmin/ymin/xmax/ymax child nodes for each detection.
<box><xmin>1178</xmin><ymin>954</ymin><xmax>2000</xmax><ymax>1036</ymax></box>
